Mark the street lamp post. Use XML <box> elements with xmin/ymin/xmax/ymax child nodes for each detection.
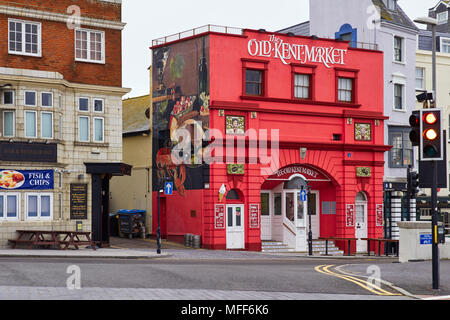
<box><xmin>307</xmin><ymin>186</ymin><xmax>313</xmax><ymax>256</ymax></box>
<box><xmin>414</xmin><ymin>16</ymin><xmax>439</xmax><ymax>290</ymax></box>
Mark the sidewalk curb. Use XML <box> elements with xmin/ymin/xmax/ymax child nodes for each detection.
<box><xmin>0</xmin><ymin>252</ymin><xmax>173</xmax><ymax>260</ymax></box>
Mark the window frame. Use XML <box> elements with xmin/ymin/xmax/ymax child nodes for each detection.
<box><xmin>388</xmin><ymin>127</ymin><xmax>413</xmax><ymax>168</ymax></box>
<box><xmin>78</xmin><ymin>115</ymin><xmax>90</xmax><ymax>142</ymax></box>
<box><xmin>24</xmin><ymin>90</ymin><xmax>37</xmax><ymax>107</ymax></box>
<box><xmin>0</xmin><ymin>193</ymin><xmax>20</xmax><ymax>221</ymax></box>
<box><xmin>440</xmin><ymin>37</ymin><xmax>450</xmax><ymax>54</ymax></box>
<box><xmin>415</xmin><ymin>67</ymin><xmax>425</xmax><ymax>90</ymax></box>
<box><xmin>25</xmin><ymin>193</ymin><xmax>53</xmax><ymax>221</ymax></box>
<box><xmin>293</xmin><ymin>73</ymin><xmax>312</xmax><ymax>100</ymax></box>
<box><xmin>93</xmin><ymin>116</ymin><xmax>104</xmax><ymax>143</ymax></box>
<box><xmin>24</xmin><ymin>110</ymin><xmax>37</xmax><ymax>138</ymax></box>
<box><xmin>393</xmin><ymin>36</ymin><xmax>404</xmax><ymax>63</ymax></box>
<box><xmin>386</xmin><ymin>0</ymin><xmax>396</xmax><ymax>11</ymax></box>
<box><xmin>337</xmin><ymin>77</ymin><xmax>354</xmax><ymax>103</ymax></box>
<box><xmin>2</xmin><ymin>110</ymin><xmax>15</xmax><ymax>138</ymax></box>
<box><xmin>93</xmin><ymin>98</ymin><xmax>104</xmax><ymax>113</ymax></box>
<box><xmin>41</xmin><ymin>92</ymin><xmax>54</xmax><ymax>108</ymax></box>
<box><xmin>2</xmin><ymin>90</ymin><xmax>14</xmax><ymax>105</ymax></box>
<box><xmin>437</xmin><ymin>11</ymin><xmax>448</xmax><ymax>25</ymax></box>
<box><xmin>244</xmin><ymin>68</ymin><xmax>264</xmax><ymax>97</ymax></box>
<box><xmin>41</xmin><ymin>111</ymin><xmax>53</xmax><ymax>139</ymax></box>
<box><xmin>74</xmin><ymin>28</ymin><xmax>106</xmax><ymax>64</ymax></box>
<box><xmin>8</xmin><ymin>18</ymin><xmax>42</xmax><ymax>57</ymax></box>
<box><xmin>393</xmin><ymin>83</ymin><xmax>405</xmax><ymax>111</ymax></box>
<box><xmin>78</xmin><ymin>97</ymin><xmax>90</xmax><ymax>112</ymax></box>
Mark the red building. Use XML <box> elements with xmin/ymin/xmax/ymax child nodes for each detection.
<box><xmin>151</xmin><ymin>26</ymin><xmax>389</xmax><ymax>254</ymax></box>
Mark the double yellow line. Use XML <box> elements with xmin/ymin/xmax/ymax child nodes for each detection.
<box><xmin>314</xmin><ymin>265</ymin><xmax>402</xmax><ymax>296</ymax></box>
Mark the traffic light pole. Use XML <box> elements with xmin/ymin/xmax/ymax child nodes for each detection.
<box><xmin>406</xmin><ymin>165</ymin><xmax>411</xmax><ymax>221</ymax></box>
<box><xmin>431</xmin><ymin>160</ymin><xmax>439</xmax><ymax>289</ymax></box>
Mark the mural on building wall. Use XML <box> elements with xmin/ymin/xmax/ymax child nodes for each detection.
<box><xmin>152</xmin><ymin>36</ymin><xmax>210</xmax><ymax>195</ymax></box>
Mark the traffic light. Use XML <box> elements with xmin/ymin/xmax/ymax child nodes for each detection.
<box><xmin>409</xmin><ymin>111</ymin><xmax>420</xmax><ymax>147</ymax></box>
<box><xmin>421</xmin><ymin>109</ymin><xmax>443</xmax><ymax>161</ymax></box>
<box><xmin>408</xmin><ymin>170</ymin><xmax>420</xmax><ymax>198</ymax></box>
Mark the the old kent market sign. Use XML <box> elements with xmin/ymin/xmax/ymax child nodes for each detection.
<box><xmin>247</xmin><ymin>34</ymin><xmax>348</xmax><ymax>68</ymax></box>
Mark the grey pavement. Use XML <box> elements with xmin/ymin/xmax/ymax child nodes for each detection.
<box><xmin>0</xmin><ymin>286</ymin><xmax>410</xmax><ymax>300</ymax></box>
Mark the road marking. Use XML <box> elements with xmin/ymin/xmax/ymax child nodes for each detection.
<box><xmin>314</xmin><ymin>265</ymin><xmax>402</xmax><ymax>296</ymax></box>
<box><xmin>422</xmin><ymin>295</ymin><xmax>450</xmax><ymax>300</ymax></box>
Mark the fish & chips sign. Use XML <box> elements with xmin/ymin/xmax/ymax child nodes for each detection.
<box><xmin>247</xmin><ymin>34</ymin><xmax>348</xmax><ymax>68</ymax></box>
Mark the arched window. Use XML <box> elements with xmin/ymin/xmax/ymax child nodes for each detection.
<box><xmin>356</xmin><ymin>192</ymin><xmax>367</xmax><ymax>202</ymax></box>
<box><xmin>226</xmin><ymin>189</ymin><xmax>241</xmax><ymax>200</ymax></box>
<box><xmin>283</xmin><ymin>176</ymin><xmax>307</xmax><ymax>190</ymax></box>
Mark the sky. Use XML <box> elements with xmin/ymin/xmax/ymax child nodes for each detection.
<box><xmin>122</xmin><ymin>0</ymin><xmax>441</xmax><ymax>99</ymax></box>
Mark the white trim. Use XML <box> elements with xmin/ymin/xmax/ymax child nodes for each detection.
<box><xmin>393</xmin><ymin>35</ymin><xmax>404</xmax><ymax>63</ymax></box>
<box><xmin>78</xmin><ymin>97</ymin><xmax>90</xmax><ymax>112</ymax></box>
<box><xmin>393</xmin><ymin>82</ymin><xmax>406</xmax><ymax>112</ymax></box>
<box><xmin>2</xmin><ymin>90</ymin><xmax>14</xmax><ymax>105</ymax></box>
<box><xmin>440</xmin><ymin>37</ymin><xmax>450</xmax><ymax>54</ymax></box>
<box><xmin>40</xmin><ymin>111</ymin><xmax>53</xmax><ymax>139</ymax></box>
<box><xmin>40</xmin><ymin>91</ymin><xmax>53</xmax><ymax>108</ymax></box>
<box><xmin>430</xmin><ymin>0</ymin><xmax>449</xmax><ymax>11</ymax></box>
<box><xmin>75</xmin><ymin>28</ymin><xmax>106</xmax><ymax>64</ymax></box>
<box><xmin>78</xmin><ymin>115</ymin><xmax>90</xmax><ymax>142</ymax></box>
<box><xmin>24</xmin><ymin>110</ymin><xmax>37</xmax><ymax>138</ymax></box>
<box><xmin>415</xmin><ymin>67</ymin><xmax>425</xmax><ymax>91</ymax></box>
<box><xmin>0</xmin><ymin>193</ymin><xmax>20</xmax><ymax>221</ymax></box>
<box><xmin>93</xmin><ymin>117</ymin><xmax>105</xmax><ymax>143</ymax></box>
<box><xmin>0</xmin><ymin>5</ymin><xmax>125</xmax><ymax>31</ymax></box>
<box><xmin>2</xmin><ymin>110</ymin><xmax>15</xmax><ymax>138</ymax></box>
<box><xmin>24</xmin><ymin>90</ymin><xmax>37</xmax><ymax>107</ymax></box>
<box><xmin>437</xmin><ymin>11</ymin><xmax>448</xmax><ymax>25</ymax></box>
<box><xmin>93</xmin><ymin>98</ymin><xmax>105</xmax><ymax>113</ymax></box>
<box><xmin>8</xmin><ymin>18</ymin><xmax>42</xmax><ymax>57</ymax></box>
<box><xmin>25</xmin><ymin>193</ymin><xmax>53</xmax><ymax>221</ymax></box>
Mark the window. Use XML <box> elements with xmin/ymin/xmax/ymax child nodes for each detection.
<box><xmin>294</xmin><ymin>74</ymin><xmax>310</xmax><ymax>99</ymax></box>
<box><xmin>245</xmin><ymin>69</ymin><xmax>263</xmax><ymax>96</ymax></box>
<box><xmin>386</xmin><ymin>0</ymin><xmax>396</xmax><ymax>11</ymax></box>
<box><xmin>25</xmin><ymin>111</ymin><xmax>37</xmax><ymax>138</ymax></box>
<box><xmin>394</xmin><ymin>36</ymin><xmax>403</xmax><ymax>62</ymax></box>
<box><xmin>261</xmin><ymin>193</ymin><xmax>269</xmax><ymax>216</ymax></box>
<box><xmin>437</xmin><ymin>11</ymin><xmax>448</xmax><ymax>25</ymax></box>
<box><xmin>441</xmin><ymin>38</ymin><xmax>450</xmax><ymax>54</ymax></box>
<box><xmin>338</xmin><ymin>78</ymin><xmax>353</xmax><ymax>103</ymax></box>
<box><xmin>41</xmin><ymin>112</ymin><xmax>53</xmax><ymax>139</ymax></box>
<box><xmin>8</xmin><ymin>19</ymin><xmax>41</xmax><ymax>56</ymax></box>
<box><xmin>41</xmin><ymin>92</ymin><xmax>53</xmax><ymax>107</ymax></box>
<box><xmin>274</xmin><ymin>193</ymin><xmax>282</xmax><ymax>216</ymax></box>
<box><xmin>0</xmin><ymin>193</ymin><xmax>20</xmax><ymax>220</ymax></box>
<box><xmin>94</xmin><ymin>99</ymin><xmax>104</xmax><ymax>113</ymax></box>
<box><xmin>75</xmin><ymin>29</ymin><xmax>105</xmax><ymax>63</ymax></box>
<box><xmin>78</xmin><ymin>116</ymin><xmax>89</xmax><ymax>142</ymax></box>
<box><xmin>3</xmin><ymin>91</ymin><xmax>14</xmax><ymax>105</ymax></box>
<box><xmin>78</xmin><ymin>97</ymin><xmax>90</xmax><ymax>112</ymax></box>
<box><xmin>416</xmin><ymin>67</ymin><xmax>425</xmax><ymax>90</ymax></box>
<box><xmin>394</xmin><ymin>83</ymin><xmax>404</xmax><ymax>110</ymax></box>
<box><xmin>93</xmin><ymin>117</ymin><xmax>104</xmax><ymax>142</ymax></box>
<box><xmin>26</xmin><ymin>193</ymin><xmax>53</xmax><ymax>220</ymax></box>
<box><xmin>322</xmin><ymin>201</ymin><xmax>336</xmax><ymax>215</ymax></box>
<box><xmin>3</xmin><ymin>111</ymin><xmax>14</xmax><ymax>137</ymax></box>
<box><xmin>24</xmin><ymin>91</ymin><xmax>36</xmax><ymax>106</ymax></box>
<box><xmin>389</xmin><ymin>128</ymin><xmax>413</xmax><ymax>167</ymax></box>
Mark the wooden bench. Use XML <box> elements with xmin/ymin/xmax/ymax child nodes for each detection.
<box><xmin>319</xmin><ymin>237</ymin><xmax>358</xmax><ymax>256</ymax></box>
<box><xmin>361</xmin><ymin>238</ymin><xmax>399</xmax><ymax>257</ymax></box>
<box><xmin>9</xmin><ymin>230</ymin><xmax>96</xmax><ymax>250</ymax></box>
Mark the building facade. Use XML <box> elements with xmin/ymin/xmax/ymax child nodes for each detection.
<box><xmin>0</xmin><ymin>0</ymin><xmax>130</xmax><ymax>247</ymax></box>
<box><xmin>415</xmin><ymin>0</ymin><xmax>450</xmax><ymax>231</ymax></box>
<box><xmin>280</xmin><ymin>0</ymin><xmax>419</xmax><ymax>243</ymax></box>
<box><xmin>151</xmin><ymin>26</ymin><xmax>387</xmax><ymax>254</ymax></box>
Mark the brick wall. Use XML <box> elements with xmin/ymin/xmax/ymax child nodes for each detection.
<box><xmin>0</xmin><ymin>0</ymin><xmax>122</xmax><ymax>87</ymax></box>
<box><xmin>0</xmin><ymin>0</ymin><xmax>121</xmax><ymax>21</ymax></box>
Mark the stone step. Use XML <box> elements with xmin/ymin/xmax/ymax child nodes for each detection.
<box><xmin>261</xmin><ymin>248</ymin><xmax>296</xmax><ymax>252</ymax></box>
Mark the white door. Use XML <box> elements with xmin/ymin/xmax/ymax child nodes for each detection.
<box><xmin>260</xmin><ymin>192</ymin><xmax>271</xmax><ymax>240</ymax></box>
<box><xmin>226</xmin><ymin>204</ymin><xmax>245</xmax><ymax>249</ymax></box>
<box><xmin>309</xmin><ymin>191</ymin><xmax>320</xmax><ymax>239</ymax></box>
<box><xmin>272</xmin><ymin>191</ymin><xmax>283</xmax><ymax>241</ymax></box>
<box><xmin>355</xmin><ymin>201</ymin><xmax>368</xmax><ymax>252</ymax></box>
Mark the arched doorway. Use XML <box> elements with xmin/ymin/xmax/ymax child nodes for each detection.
<box><xmin>355</xmin><ymin>192</ymin><xmax>368</xmax><ymax>252</ymax></box>
<box><xmin>260</xmin><ymin>164</ymin><xmax>331</xmax><ymax>251</ymax></box>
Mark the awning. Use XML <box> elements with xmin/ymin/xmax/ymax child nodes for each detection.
<box><xmin>84</xmin><ymin>162</ymin><xmax>132</xmax><ymax>176</ymax></box>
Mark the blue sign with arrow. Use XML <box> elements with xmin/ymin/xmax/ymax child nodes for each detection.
<box><xmin>300</xmin><ymin>189</ymin><xmax>307</xmax><ymax>202</ymax></box>
<box><xmin>164</xmin><ymin>182</ymin><xmax>173</xmax><ymax>195</ymax></box>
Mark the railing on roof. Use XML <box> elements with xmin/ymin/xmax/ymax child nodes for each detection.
<box><xmin>353</xmin><ymin>42</ymin><xmax>379</xmax><ymax>51</ymax></box>
<box><xmin>152</xmin><ymin>24</ymin><xmax>243</xmax><ymax>46</ymax></box>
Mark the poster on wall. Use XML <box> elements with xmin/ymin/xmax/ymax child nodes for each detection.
<box><xmin>346</xmin><ymin>204</ymin><xmax>355</xmax><ymax>227</ymax></box>
<box><xmin>70</xmin><ymin>184</ymin><xmax>88</xmax><ymax>220</ymax></box>
<box><xmin>376</xmin><ymin>204</ymin><xmax>384</xmax><ymax>227</ymax></box>
<box><xmin>214</xmin><ymin>204</ymin><xmax>225</xmax><ymax>229</ymax></box>
<box><xmin>249</xmin><ymin>204</ymin><xmax>260</xmax><ymax>229</ymax></box>
<box><xmin>0</xmin><ymin>169</ymin><xmax>53</xmax><ymax>190</ymax></box>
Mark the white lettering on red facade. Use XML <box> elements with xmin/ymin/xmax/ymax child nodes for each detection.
<box><xmin>248</xmin><ymin>35</ymin><xmax>348</xmax><ymax>68</ymax></box>
<box><xmin>274</xmin><ymin>166</ymin><xmax>319</xmax><ymax>179</ymax></box>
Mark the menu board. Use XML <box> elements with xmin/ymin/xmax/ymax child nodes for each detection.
<box><xmin>70</xmin><ymin>184</ymin><xmax>88</xmax><ymax>220</ymax></box>
<box><xmin>214</xmin><ymin>204</ymin><xmax>225</xmax><ymax>229</ymax></box>
<box><xmin>346</xmin><ymin>204</ymin><xmax>355</xmax><ymax>227</ymax></box>
<box><xmin>249</xmin><ymin>204</ymin><xmax>260</xmax><ymax>229</ymax></box>
<box><xmin>376</xmin><ymin>204</ymin><xmax>384</xmax><ymax>227</ymax></box>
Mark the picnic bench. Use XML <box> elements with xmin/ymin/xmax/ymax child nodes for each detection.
<box><xmin>8</xmin><ymin>230</ymin><xmax>96</xmax><ymax>251</ymax></box>
<box><xmin>319</xmin><ymin>236</ymin><xmax>399</xmax><ymax>257</ymax></box>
